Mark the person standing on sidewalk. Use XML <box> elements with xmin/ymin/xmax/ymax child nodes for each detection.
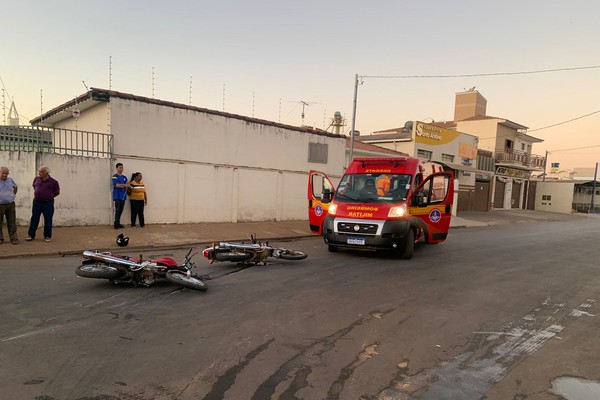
<box><xmin>26</xmin><ymin>166</ymin><xmax>60</xmax><ymax>242</ymax></box>
<box><xmin>112</xmin><ymin>163</ymin><xmax>129</xmax><ymax>229</ymax></box>
<box><xmin>129</xmin><ymin>172</ymin><xmax>147</xmax><ymax>227</ymax></box>
<box><xmin>0</xmin><ymin>166</ymin><xmax>19</xmax><ymax>245</ymax></box>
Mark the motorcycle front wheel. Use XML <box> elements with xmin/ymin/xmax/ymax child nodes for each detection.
<box><xmin>76</xmin><ymin>262</ymin><xmax>125</xmax><ymax>279</ymax></box>
<box><xmin>277</xmin><ymin>249</ymin><xmax>308</xmax><ymax>260</ymax></box>
<box><xmin>165</xmin><ymin>271</ymin><xmax>208</xmax><ymax>291</ymax></box>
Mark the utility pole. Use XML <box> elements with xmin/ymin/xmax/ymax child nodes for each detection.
<box><xmin>542</xmin><ymin>150</ymin><xmax>548</xmax><ymax>182</ymax></box>
<box><xmin>590</xmin><ymin>162</ymin><xmax>598</xmax><ymax>213</ymax></box>
<box><xmin>348</xmin><ymin>74</ymin><xmax>359</xmax><ymax>167</ymax></box>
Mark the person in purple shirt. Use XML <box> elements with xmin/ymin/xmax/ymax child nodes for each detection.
<box><xmin>26</xmin><ymin>166</ymin><xmax>60</xmax><ymax>242</ymax></box>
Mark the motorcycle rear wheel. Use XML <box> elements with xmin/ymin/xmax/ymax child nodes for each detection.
<box><xmin>277</xmin><ymin>249</ymin><xmax>308</xmax><ymax>260</ymax></box>
<box><xmin>166</xmin><ymin>271</ymin><xmax>208</xmax><ymax>291</ymax></box>
<box><xmin>76</xmin><ymin>262</ymin><xmax>125</xmax><ymax>279</ymax></box>
<box><xmin>215</xmin><ymin>252</ymin><xmax>253</xmax><ymax>262</ymax></box>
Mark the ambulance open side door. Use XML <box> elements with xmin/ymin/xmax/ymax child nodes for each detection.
<box><xmin>308</xmin><ymin>170</ymin><xmax>335</xmax><ymax>235</ymax></box>
<box><xmin>409</xmin><ymin>171</ymin><xmax>455</xmax><ymax>243</ymax></box>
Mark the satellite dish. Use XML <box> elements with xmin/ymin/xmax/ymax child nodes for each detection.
<box><xmin>403</xmin><ymin>121</ymin><xmax>413</xmax><ymax>132</ymax></box>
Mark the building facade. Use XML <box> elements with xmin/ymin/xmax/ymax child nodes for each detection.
<box><xmin>436</xmin><ymin>90</ymin><xmax>546</xmax><ymax>210</ymax></box>
<box><xmin>2</xmin><ymin>88</ymin><xmax>347</xmax><ymax>226</ymax></box>
<box><xmin>356</xmin><ymin>121</ymin><xmax>480</xmax><ymax>211</ymax></box>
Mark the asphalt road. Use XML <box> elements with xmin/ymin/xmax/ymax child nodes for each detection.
<box><xmin>1</xmin><ymin>218</ymin><xmax>599</xmax><ymax>400</ymax></box>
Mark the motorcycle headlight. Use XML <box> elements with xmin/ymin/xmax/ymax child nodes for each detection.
<box><xmin>328</xmin><ymin>202</ymin><xmax>337</xmax><ymax>216</ymax></box>
<box><xmin>387</xmin><ymin>204</ymin><xmax>407</xmax><ymax>218</ymax></box>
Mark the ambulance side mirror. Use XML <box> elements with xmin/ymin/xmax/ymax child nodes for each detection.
<box><xmin>412</xmin><ymin>191</ymin><xmax>427</xmax><ymax>207</ymax></box>
<box><xmin>322</xmin><ymin>188</ymin><xmax>333</xmax><ymax>203</ymax></box>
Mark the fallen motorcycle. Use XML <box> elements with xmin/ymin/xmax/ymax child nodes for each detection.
<box><xmin>76</xmin><ymin>248</ymin><xmax>207</xmax><ymax>291</ymax></box>
<box><xmin>202</xmin><ymin>236</ymin><xmax>307</xmax><ymax>265</ymax></box>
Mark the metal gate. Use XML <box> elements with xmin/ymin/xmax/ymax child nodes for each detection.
<box><xmin>474</xmin><ymin>181</ymin><xmax>490</xmax><ymax>211</ymax></box>
<box><xmin>494</xmin><ymin>179</ymin><xmax>505</xmax><ymax>209</ymax></box>
<box><xmin>511</xmin><ymin>181</ymin><xmax>522</xmax><ymax>208</ymax></box>
<box><xmin>526</xmin><ymin>181</ymin><xmax>536</xmax><ymax>210</ymax></box>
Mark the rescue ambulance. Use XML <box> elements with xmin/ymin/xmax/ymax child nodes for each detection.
<box><xmin>308</xmin><ymin>157</ymin><xmax>454</xmax><ymax>259</ymax></box>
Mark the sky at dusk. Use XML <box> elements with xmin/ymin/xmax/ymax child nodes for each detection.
<box><xmin>1</xmin><ymin>0</ymin><xmax>599</xmax><ymax>170</ymax></box>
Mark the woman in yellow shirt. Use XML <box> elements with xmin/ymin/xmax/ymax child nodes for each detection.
<box><xmin>129</xmin><ymin>172</ymin><xmax>147</xmax><ymax>227</ymax></box>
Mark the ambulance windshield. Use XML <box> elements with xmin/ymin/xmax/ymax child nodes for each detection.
<box><xmin>335</xmin><ymin>173</ymin><xmax>412</xmax><ymax>203</ymax></box>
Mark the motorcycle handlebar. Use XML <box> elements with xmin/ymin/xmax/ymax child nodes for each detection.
<box><xmin>183</xmin><ymin>248</ymin><xmax>198</xmax><ymax>266</ymax></box>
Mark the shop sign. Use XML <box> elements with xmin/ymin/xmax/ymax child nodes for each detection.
<box><xmin>415</xmin><ymin>122</ymin><xmax>460</xmax><ymax>145</ymax></box>
<box><xmin>495</xmin><ymin>166</ymin><xmax>531</xmax><ymax>179</ymax></box>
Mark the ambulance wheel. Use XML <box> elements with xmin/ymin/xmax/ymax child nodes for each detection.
<box><xmin>399</xmin><ymin>229</ymin><xmax>414</xmax><ymax>259</ymax></box>
<box><xmin>328</xmin><ymin>245</ymin><xmax>338</xmax><ymax>252</ymax></box>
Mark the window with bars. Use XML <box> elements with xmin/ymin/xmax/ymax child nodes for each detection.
<box><xmin>417</xmin><ymin>149</ymin><xmax>432</xmax><ymax>160</ymax></box>
<box><xmin>477</xmin><ymin>152</ymin><xmax>494</xmax><ymax>171</ymax></box>
<box><xmin>441</xmin><ymin>153</ymin><xmax>454</xmax><ymax>162</ymax></box>
<box><xmin>308</xmin><ymin>142</ymin><xmax>328</xmax><ymax>163</ymax></box>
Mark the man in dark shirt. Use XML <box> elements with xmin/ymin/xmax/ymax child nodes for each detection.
<box><xmin>26</xmin><ymin>166</ymin><xmax>60</xmax><ymax>242</ymax></box>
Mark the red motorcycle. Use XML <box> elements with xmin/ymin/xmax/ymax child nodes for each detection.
<box><xmin>76</xmin><ymin>248</ymin><xmax>207</xmax><ymax>291</ymax></box>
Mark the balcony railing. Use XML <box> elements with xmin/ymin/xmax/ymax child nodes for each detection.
<box><xmin>494</xmin><ymin>148</ymin><xmax>545</xmax><ymax>169</ymax></box>
<box><xmin>0</xmin><ymin>125</ymin><xmax>113</xmax><ymax>158</ymax></box>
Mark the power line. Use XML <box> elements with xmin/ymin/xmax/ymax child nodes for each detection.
<box><xmin>362</xmin><ymin>65</ymin><xmax>600</xmax><ymax>79</ymax></box>
<box><xmin>553</xmin><ymin>152</ymin><xmax>600</xmax><ymax>155</ymax></box>
<box><xmin>548</xmin><ymin>144</ymin><xmax>600</xmax><ymax>153</ymax></box>
<box><xmin>529</xmin><ymin>109</ymin><xmax>600</xmax><ymax>132</ymax></box>
<box><xmin>349</xmin><ymin>66</ymin><xmax>600</xmax><ymax>157</ymax></box>
<box><xmin>0</xmin><ymin>74</ymin><xmax>11</xmax><ymax>97</ymax></box>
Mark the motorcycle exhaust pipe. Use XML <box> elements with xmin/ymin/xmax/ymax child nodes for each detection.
<box><xmin>82</xmin><ymin>251</ymin><xmax>144</xmax><ymax>268</ymax></box>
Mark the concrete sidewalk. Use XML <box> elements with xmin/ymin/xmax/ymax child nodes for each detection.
<box><xmin>0</xmin><ymin>220</ymin><xmax>314</xmax><ymax>259</ymax></box>
<box><xmin>0</xmin><ymin>210</ymin><xmax>596</xmax><ymax>259</ymax></box>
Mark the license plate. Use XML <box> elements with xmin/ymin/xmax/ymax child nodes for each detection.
<box><xmin>347</xmin><ymin>237</ymin><xmax>365</xmax><ymax>245</ymax></box>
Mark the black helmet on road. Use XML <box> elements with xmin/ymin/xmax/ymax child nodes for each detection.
<box><xmin>116</xmin><ymin>233</ymin><xmax>129</xmax><ymax>247</ymax></box>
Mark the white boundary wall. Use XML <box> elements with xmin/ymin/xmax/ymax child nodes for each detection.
<box><xmin>1</xmin><ymin>152</ymin><xmax>111</xmax><ymax>226</ymax></box>
<box><xmin>0</xmin><ymin>144</ymin><xmax>342</xmax><ymax>226</ymax></box>
<box><xmin>2</xmin><ymin>149</ymin><xmax>341</xmax><ymax>227</ymax></box>
<box><xmin>534</xmin><ymin>181</ymin><xmax>575</xmax><ymax>214</ymax></box>
<box><xmin>3</xmin><ymin>94</ymin><xmax>345</xmax><ymax>226</ymax></box>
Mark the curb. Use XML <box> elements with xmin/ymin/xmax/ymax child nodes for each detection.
<box><xmin>0</xmin><ymin>234</ymin><xmax>315</xmax><ymax>260</ymax></box>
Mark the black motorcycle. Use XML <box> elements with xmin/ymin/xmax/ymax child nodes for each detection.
<box><xmin>203</xmin><ymin>236</ymin><xmax>307</xmax><ymax>265</ymax></box>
